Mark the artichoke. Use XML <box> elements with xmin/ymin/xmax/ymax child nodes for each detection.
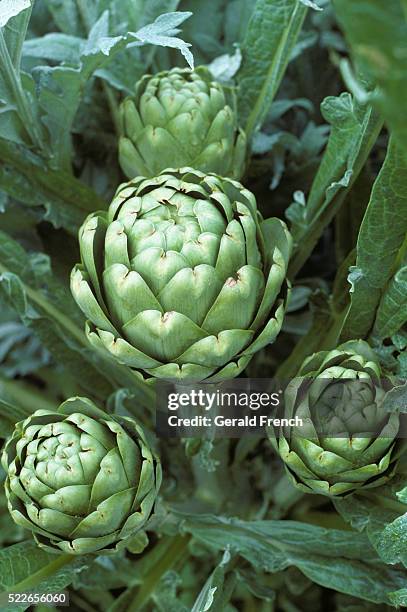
<box><xmin>2</xmin><ymin>397</ymin><xmax>161</xmax><ymax>554</ymax></box>
<box><xmin>269</xmin><ymin>341</ymin><xmax>405</xmax><ymax>497</ymax></box>
<box><xmin>71</xmin><ymin>168</ymin><xmax>292</xmax><ymax>382</ymax></box>
<box><xmin>119</xmin><ymin>67</ymin><xmax>247</xmax><ymax>180</ymax></box>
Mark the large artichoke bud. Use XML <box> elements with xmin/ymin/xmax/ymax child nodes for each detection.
<box><xmin>71</xmin><ymin>168</ymin><xmax>292</xmax><ymax>382</ymax></box>
<box><xmin>119</xmin><ymin>67</ymin><xmax>247</xmax><ymax>180</ymax></box>
<box><xmin>2</xmin><ymin>397</ymin><xmax>161</xmax><ymax>554</ymax></box>
<box><xmin>269</xmin><ymin>341</ymin><xmax>405</xmax><ymax>497</ymax></box>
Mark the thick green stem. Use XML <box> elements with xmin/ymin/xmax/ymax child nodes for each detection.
<box><xmin>271</xmin><ymin>473</ymin><xmax>304</xmax><ymax>515</ymax></box>
<box><xmin>128</xmin><ymin>535</ymin><xmax>190</xmax><ymax>612</ymax></box>
<box><xmin>0</xmin><ymin>376</ymin><xmax>58</xmax><ymax>414</ymax></box>
<box><xmin>276</xmin><ymin>301</ymin><xmax>349</xmax><ymax>379</ymax></box>
<box><xmin>103</xmin><ymin>83</ymin><xmax>121</xmax><ymax>135</ymax></box>
<box><xmin>69</xmin><ymin>593</ymin><xmax>96</xmax><ymax>612</ymax></box>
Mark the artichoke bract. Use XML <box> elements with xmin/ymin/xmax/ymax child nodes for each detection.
<box><xmin>2</xmin><ymin>397</ymin><xmax>161</xmax><ymax>554</ymax></box>
<box><xmin>119</xmin><ymin>67</ymin><xmax>247</xmax><ymax>180</ymax></box>
<box><xmin>269</xmin><ymin>341</ymin><xmax>405</xmax><ymax>497</ymax></box>
<box><xmin>71</xmin><ymin>168</ymin><xmax>292</xmax><ymax>382</ymax></box>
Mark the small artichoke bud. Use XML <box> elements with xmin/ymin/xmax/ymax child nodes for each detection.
<box><xmin>118</xmin><ymin>67</ymin><xmax>247</xmax><ymax>180</ymax></box>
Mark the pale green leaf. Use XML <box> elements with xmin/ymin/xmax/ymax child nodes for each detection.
<box><xmin>288</xmin><ymin>93</ymin><xmax>382</xmax><ymax>277</ymax></box>
<box><xmin>373</xmin><ymin>266</ymin><xmax>407</xmax><ymax>339</ymax></box>
<box><xmin>341</xmin><ymin>139</ymin><xmax>407</xmax><ymax>340</ymax></box>
<box><xmin>179</xmin><ymin>513</ymin><xmax>406</xmax><ymax>605</ymax></box>
<box><xmin>237</xmin><ymin>0</ymin><xmax>308</xmax><ymax>139</ymax></box>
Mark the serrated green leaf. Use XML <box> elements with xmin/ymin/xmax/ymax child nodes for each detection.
<box><xmin>191</xmin><ymin>550</ymin><xmax>232</xmax><ymax>612</ymax></box>
<box><xmin>288</xmin><ymin>93</ymin><xmax>382</xmax><ymax>278</ymax></box>
<box><xmin>132</xmin><ymin>11</ymin><xmax>194</xmax><ymax>68</ymax></box>
<box><xmin>23</xmin><ymin>33</ymin><xmax>83</xmax><ymax>63</ymax></box>
<box><xmin>373</xmin><ymin>266</ymin><xmax>407</xmax><ymax>339</ymax></box>
<box><xmin>334</xmin><ymin>483</ymin><xmax>407</xmax><ymax>571</ymax></box>
<box><xmin>24</xmin><ymin>10</ymin><xmax>194</xmax><ymax>168</ymax></box>
<box><xmin>179</xmin><ymin>513</ymin><xmax>407</xmax><ymax>605</ymax></box>
<box><xmin>237</xmin><ymin>0</ymin><xmax>308</xmax><ymax>140</ymax></box>
<box><xmin>341</xmin><ymin>138</ymin><xmax>407</xmax><ymax>341</ymax></box>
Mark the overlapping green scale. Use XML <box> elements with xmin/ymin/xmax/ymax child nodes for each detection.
<box><xmin>71</xmin><ymin>168</ymin><xmax>292</xmax><ymax>382</ymax></box>
<box><xmin>269</xmin><ymin>341</ymin><xmax>406</xmax><ymax>497</ymax></box>
<box><xmin>119</xmin><ymin>67</ymin><xmax>247</xmax><ymax>180</ymax></box>
<box><xmin>2</xmin><ymin>397</ymin><xmax>161</xmax><ymax>554</ymax></box>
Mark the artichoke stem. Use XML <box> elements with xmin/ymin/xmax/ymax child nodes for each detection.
<box><xmin>271</xmin><ymin>472</ymin><xmax>304</xmax><ymax>516</ymax></box>
<box><xmin>128</xmin><ymin>534</ymin><xmax>191</xmax><ymax>611</ymax></box>
<box><xmin>0</xmin><ymin>375</ymin><xmax>58</xmax><ymax>415</ymax></box>
<box><xmin>103</xmin><ymin>83</ymin><xmax>121</xmax><ymax>136</ymax></box>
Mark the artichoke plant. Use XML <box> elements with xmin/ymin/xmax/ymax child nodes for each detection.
<box><xmin>119</xmin><ymin>67</ymin><xmax>247</xmax><ymax>180</ymax></box>
<box><xmin>2</xmin><ymin>397</ymin><xmax>161</xmax><ymax>554</ymax></box>
<box><xmin>269</xmin><ymin>341</ymin><xmax>405</xmax><ymax>497</ymax></box>
<box><xmin>71</xmin><ymin>168</ymin><xmax>292</xmax><ymax>382</ymax></box>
